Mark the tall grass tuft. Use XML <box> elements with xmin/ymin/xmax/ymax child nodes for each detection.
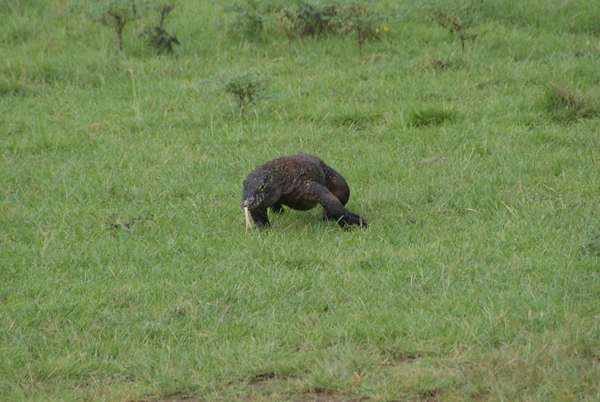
<box><xmin>542</xmin><ymin>83</ymin><xmax>600</xmax><ymax>124</ymax></box>
<box><xmin>408</xmin><ymin>107</ymin><xmax>458</xmax><ymax>127</ymax></box>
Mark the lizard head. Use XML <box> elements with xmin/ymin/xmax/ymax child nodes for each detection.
<box><xmin>241</xmin><ymin>171</ymin><xmax>272</xmax><ymax>209</ymax></box>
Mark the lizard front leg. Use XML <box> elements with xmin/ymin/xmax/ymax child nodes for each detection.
<box><xmin>249</xmin><ymin>208</ymin><xmax>270</xmax><ymax>228</ymax></box>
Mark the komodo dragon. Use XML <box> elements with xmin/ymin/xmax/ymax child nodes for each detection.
<box><xmin>241</xmin><ymin>153</ymin><xmax>368</xmax><ymax>229</ymax></box>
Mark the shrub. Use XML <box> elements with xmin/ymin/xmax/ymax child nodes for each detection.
<box><xmin>425</xmin><ymin>0</ymin><xmax>483</xmax><ymax>51</ymax></box>
<box><xmin>336</xmin><ymin>2</ymin><xmax>388</xmax><ymax>57</ymax></box>
<box><xmin>219</xmin><ymin>72</ymin><xmax>270</xmax><ymax>116</ymax></box>
<box><xmin>139</xmin><ymin>3</ymin><xmax>179</xmax><ymax>53</ymax></box>
<box><xmin>274</xmin><ymin>1</ymin><xmax>339</xmax><ymax>40</ymax></box>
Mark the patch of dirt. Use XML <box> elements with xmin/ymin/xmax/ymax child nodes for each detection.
<box><xmin>296</xmin><ymin>392</ymin><xmax>368</xmax><ymax>401</ymax></box>
<box><xmin>422</xmin><ymin>156</ymin><xmax>446</xmax><ymax>164</ymax></box>
<box><xmin>248</xmin><ymin>378</ymin><xmax>278</xmax><ymax>388</ymax></box>
<box><xmin>380</xmin><ymin>355</ymin><xmax>418</xmax><ymax>367</ymax></box>
<box><xmin>245</xmin><ymin>376</ymin><xmax>366</xmax><ymax>401</ymax></box>
<box><xmin>154</xmin><ymin>396</ymin><xmax>367</xmax><ymax>402</ymax></box>
<box><xmin>420</xmin><ymin>58</ymin><xmax>450</xmax><ymax>70</ymax></box>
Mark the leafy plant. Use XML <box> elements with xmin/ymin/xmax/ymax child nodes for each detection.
<box><xmin>221</xmin><ymin>0</ymin><xmax>269</xmax><ymax>40</ymax></box>
<box><xmin>68</xmin><ymin>0</ymin><xmax>151</xmax><ymax>52</ymax></box>
<box><xmin>274</xmin><ymin>1</ymin><xmax>338</xmax><ymax>40</ymax></box>
<box><xmin>426</xmin><ymin>0</ymin><xmax>483</xmax><ymax>51</ymax></box>
<box><xmin>153</xmin><ymin>1</ymin><xmax>176</xmax><ymax>28</ymax></box>
<box><xmin>337</xmin><ymin>2</ymin><xmax>387</xmax><ymax>57</ymax></box>
<box><xmin>140</xmin><ymin>2</ymin><xmax>179</xmax><ymax>53</ymax></box>
<box><xmin>139</xmin><ymin>26</ymin><xmax>179</xmax><ymax>53</ymax></box>
<box><xmin>219</xmin><ymin>72</ymin><xmax>270</xmax><ymax>116</ymax></box>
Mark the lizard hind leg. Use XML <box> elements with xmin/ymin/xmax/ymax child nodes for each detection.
<box><xmin>322</xmin><ymin>165</ymin><xmax>350</xmax><ymax>206</ymax></box>
<box><xmin>321</xmin><ymin>164</ymin><xmax>352</xmax><ymax>222</ymax></box>
<box><xmin>309</xmin><ymin>182</ymin><xmax>368</xmax><ymax>228</ymax></box>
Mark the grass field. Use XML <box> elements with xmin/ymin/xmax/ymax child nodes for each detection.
<box><xmin>1</xmin><ymin>0</ymin><xmax>600</xmax><ymax>401</ymax></box>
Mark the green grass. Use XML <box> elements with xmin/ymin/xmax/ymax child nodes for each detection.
<box><xmin>1</xmin><ymin>0</ymin><xmax>600</xmax><ymax>401</ymax></box>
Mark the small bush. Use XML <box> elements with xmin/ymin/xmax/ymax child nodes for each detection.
<box><xmin>219</xmin><ymin>72</ymin><xmax>270</xmax><ymax>116</ymax></box>
<box><xmin>425</xmin><ymin>0</ymin><xmax>483</xmax><ymax>51</ymax></box>
<box><xmin>140</xmin><ymin>26</ymin><xmax>179</xmax><ymax>53</ymax></box>
<box><xmin>337</xmin><ymin>2</ymin><xmax>388</xmax><ymax>57</ymax></box>
<box><xmin>274</xmin><ymin>1</ymin><xmax>338</xmax><ymax>40</ymax></box>
<box><xmin>139</xmin><ymin>3</ymin><xmax>179</xmax><ymax>53</ymax></box>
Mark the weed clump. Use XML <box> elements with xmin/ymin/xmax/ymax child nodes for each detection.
<box><xmin>139</xmin><ymin>3</ymin><xmax>179</xmax><ymax>54</ymax></box>
<box><xmin>220</xmin><ymin>0</ymin><xmax>388</xmax><ymax>56</ymax></box>
<box><xmin>274</xmin><ymin>2</ymin><xmax>338</xmax><ymax>40</ymax></box>
<box><xmin>425</xmin><ymin>0</ymin><xmax>483</xmax><ymax>51</ymax></box>
<box><xmin>140</xmin><ymin>26</ymin><xmax>179</xmax><ymax>53</ymax></box>
<box><xmin>337</xmin><ymin>2</ymin><xmax>388</xmax><ymax>57</ymax></box>
<box><xmin>68</xmin><ymin>0</ymin><xmax>179</xmax><ymax>53</ymax></box>
<box><xmin>542</xmin><ymin>84</ymin><xmax>600</xmax><ymax>124</ymax></box>
<box><xmin>219</xmin><ymin>72</ymin><xmax>270</xmax><ymax>116</ymax></box>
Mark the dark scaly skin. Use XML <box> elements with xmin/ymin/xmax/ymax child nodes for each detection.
<box><xmin>241</xmin><ymin>153</ymin><xmax>368</xmax><ymax>229</ymax></box>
